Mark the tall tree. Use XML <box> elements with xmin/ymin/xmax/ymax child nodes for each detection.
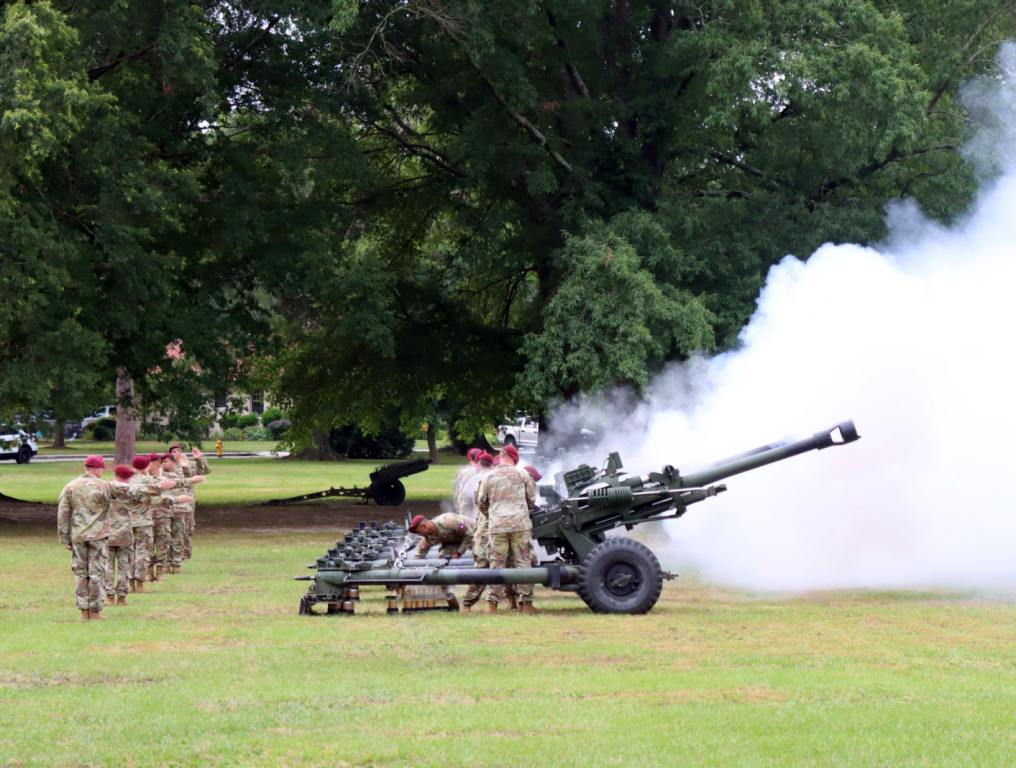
<box><xmin>256</xmin><ymin>0</ymin><xmax>1014</xmax><ymax>434</ymax></box>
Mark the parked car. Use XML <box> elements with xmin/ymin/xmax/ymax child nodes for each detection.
<box><xmin>0</xmin><ymin>426</ymin><xmax>38</xmax><ymax>463</ymax></box>
<box><xmin>81</xmin><ymin>405</ymin><xmax>116</xmax><ymax>428</ymax></box>
<box><xmin>496</xmin><ymin>416</ymin><xmax>540</xmax><ymax>450</ymax></box>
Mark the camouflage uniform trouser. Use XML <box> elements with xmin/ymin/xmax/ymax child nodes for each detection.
<box><xmin>105</xmin><ymin>540</ymin><xmax>133</xmax><ymax>598</ymax></box>
<box><xmin>170</xmin><ymin>513</ymin><xmax>187</xmax><ymax>567</ymax></box>
<box><xmin>486</xmin><ymin>530</ymin><xmax>534</xmax><ymax>605</ymax></box>
<box><xmin>462</xmin><ymin>514</ymin><xmax>518</xmax><ymax>608</ymax></box>
<box><xmin>131</xmin><ymin>525</ymin><xmax>153</xmax><ymax>581</ymax></box>
<box><xmin>153</xmin><ymin>517</ymin><xmax>172</xmax><ymax>571</ymax></box>
<box><xmin>182</xmin><ymin>503</ymin><xmax>195</xmax><ymax>560</ymax></box>
<box><xmin>71</xmin><ymin>539</ymin><xmax>108</xmax><ymax>611</ymax></box>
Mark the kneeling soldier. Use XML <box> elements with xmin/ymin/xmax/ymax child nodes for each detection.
<box><xmin>409</xmin><ymin>513</ymin><xmax>474</xmax><ymax>611</ymax></box>
<box><xmin>409</xmin><ymin>513</ymin><xmax>473</xmax><ymax>560</ymax></box>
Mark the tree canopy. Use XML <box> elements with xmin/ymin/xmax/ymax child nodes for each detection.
<box><xmin>1</xmin><ymin>0</ymin><xmax>1012</xmax><ymax>444</ymax></box>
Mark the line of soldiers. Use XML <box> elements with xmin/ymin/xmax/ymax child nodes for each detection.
<box><xmin>56</xmin><ymin>445</ymin><xmax>211</xmax><ymax>620</ymax></box>
<box><xmin>409</xmin><ymin>444</ymin><xmax>540</xmax><ymax>613</ymax></box>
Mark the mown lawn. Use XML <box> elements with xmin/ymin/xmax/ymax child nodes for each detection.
<box><xmin>0</xmin><ymin>457</ymin><xmax>461</xmax><ymax>506</ymax></box>
<box><xmin>0</xmin><ymin>523</ymin><xmax>1013</xmax><ymax>768</ymax></box>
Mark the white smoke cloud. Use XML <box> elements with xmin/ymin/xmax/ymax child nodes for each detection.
<box><xmin>543</xmin><ymin>43</ymin><xmax>1016</xmax><ymax>591</ymax></box>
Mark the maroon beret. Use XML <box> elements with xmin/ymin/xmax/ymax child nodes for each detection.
<box><xmin>408</xmin><ymin>514</ymin><xmax>426</xmax><ymax>532</ymax></box>
<box><xmin>524</xmin><ymin>465</ymin><xmax>542</xmax><ymax>482</ymax></box>
<box><xmin>131</xmin><ymin>455</ymin><xmax>151</xmax><ymax>470</ymax></box>
<box><xmin>477</xmin><ymin>452</ymin><xmax>494</xmax><ymax>466</ymax></box>
<box><xmin>113</xmin><ymin>464</ymin><xmax>135</xmax><ymax>480</ymax></box>
<box><xmin>161</xmin><ymin>453</ymin><xmax>176</xmax><ymax>462</ymax></box>
<box><xmin>502</xmin><ymin>444</ymin><xmax>520</xmax><ymax>463</ymax></box>
<box><xmin>467</xmin><ymin>448</ymin><xmax>481</xmax><ymax>462</ymax></box>
<box><xmin>83</xmin><ymin>455</ymin><xmax>105</xmax><ymax>469</ymax></box>
<box><xmin>148</xmin><ymin>453</ymin><xmax>161</xmax><ymax>462</ymax></box>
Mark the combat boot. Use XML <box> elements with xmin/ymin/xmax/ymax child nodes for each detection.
<box><xmin>508</xmin><ymin>595</ymin><xmax>519</xmax><ymax>611</ymax></box>
<box><xmin>461</xmin><ymin>604</ymin><xmax>473</xmax><ymax>613</ymax></box>
<box><xmin>146</xmin><ymin>565</ymin><xmax>154</xmax><ymax>581</ymax></box>
<box><xmin>80</xmin><ymin>609</ymin><xmax>90</xmax><ymax>622</ymax></box>
<box><xmin>486</xmin><ymin>602</ymin><xmax>497</xmax><ymax>614</ymax></box>
<box><xmin>135</xmin><ymin>580</ymin><xmax>145</xmax><ymax>593</ymax></box>
<box><xmin>520</xmin><ymin>603</ymin><xmax>537</xmax><ymax>615</ymax></box>
<box><xmin>152</xmin><ymin>565</ymin><xmax>163</xmax><ymax>581</ymax></box>
<box><xmin>116</xmin><ymin>595</ymin><xmax>127</xmax><ymax>606</ymax></box>
<box><xmin>89</xmin><ymin>610</ymin><xmax>105</xmax><ymax>620</ymax></box>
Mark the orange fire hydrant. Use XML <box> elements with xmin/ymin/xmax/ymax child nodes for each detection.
<box><xmin>215</xmin><ymin>438</ymin><xmax>223</xmax><ymax>457</ymax></box>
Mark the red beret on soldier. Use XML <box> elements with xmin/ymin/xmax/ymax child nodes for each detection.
<box><xmin>131</xmin><ymin>455</ymin><xmax>151</xmax><ymax>471</ymax></box>
<box><xmin>524</xmin><ymin>465</ymin><xmax>542</xmax><ymax>482</ymax></box>
<box><xmin>113</xmin><ymin>464</ymin><xmax>135</xmax><ymax>480</ymax></box>
<box><xmin>408</xmin><ymin>514</ymin><xmax>426</xmax><ymax>533</ymax></box>
<box><xmin>502</xmin><ymin>444</ymin><xmax>520</xmax><ymax>463</ymax></box>
<box><xmin>83</xmin><ymin>455</ymin><xmax>105</xmax><ymax>469</ymax></box>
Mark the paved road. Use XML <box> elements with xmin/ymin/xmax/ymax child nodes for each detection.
<box><xmin>16</xmin><ymin>451</ymin><xmax>290</xmax><ymax>464</ymax></box>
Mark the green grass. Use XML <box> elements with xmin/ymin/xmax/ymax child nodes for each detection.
<box><xmin>0</xmin><ymin>524</ymin><xmax>1013</xmax><ymax>767</ymax></box>
<box><xmin>0</xmin><ymin>457</ymin><xmax>460</xmax><ymax>505</ymax></box>
<box><xmin>36</xmin><ymin>440</ymin><xmax>281</xmax><ymax>455</ymax></box>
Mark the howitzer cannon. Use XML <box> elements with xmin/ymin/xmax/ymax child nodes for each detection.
<box><xmin>298</xmin><ymin>421</ymin><xmax>860</xmax><ymax>615</ymax></box>
<box><xmin>265</xmin><ymin>459</ymin><xmax>428</xmax><ymax>506</ymax></box>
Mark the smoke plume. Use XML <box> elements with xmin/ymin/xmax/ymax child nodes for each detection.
<box><xmin>544</xmin><ymin>44</ymin><xmax>1016</xmax><ymax>591</ymax></box>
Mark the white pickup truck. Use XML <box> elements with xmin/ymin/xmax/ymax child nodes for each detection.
<box><xmin>496</xmin><ymin>416</ymin><xmax>540</xmax><ymax>450</ymax></box>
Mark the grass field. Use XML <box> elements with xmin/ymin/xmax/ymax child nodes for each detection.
<box><xmin>0</xmin><ymin>458</ymin><xmax>461</xmax><ymax>505</ymax></box>
<box><xmin>0</xmin><ymin>520</ymin><xmax>1013</xmax><ymax>768</ymax></box>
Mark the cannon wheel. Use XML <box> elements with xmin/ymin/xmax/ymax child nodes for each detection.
<box><xmin>371</xmin><ymin>480</ymin><xmax>406</xmax><ymax>506</ymax></box>
<box><xmin>577</xmin><ymin>538</ymin><xmax>663</xmax><ymax>614</ymax></box>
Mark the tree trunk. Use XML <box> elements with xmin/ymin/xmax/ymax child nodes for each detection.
<box><xmin>114</xmin><ymin>369</ymin><xmax>138</xmax><ymax>464</ymax></box>
<box><xmin>426</xmin><ymin>424</ymin><xmax>438</xmax><ymax>464</ymax></box>
<box><xmin>51</xmin><ymin>418</ymin><xmax>66</xmax><ymax>450</ymax></box>
<box><xmin>296</xmin><ymin>428</ymin><xmax>338</xmax><ymax>461</ymax></box>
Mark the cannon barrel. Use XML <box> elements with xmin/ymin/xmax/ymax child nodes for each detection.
<box><xmin>679</xmin><ymin>420</ymin><xmax>859</xmax><ymax>488</ymax></box>
<box><xmin>316</xmin><ymin>565</ymin><xmax>580</xmax><ymax>588</ymax></box>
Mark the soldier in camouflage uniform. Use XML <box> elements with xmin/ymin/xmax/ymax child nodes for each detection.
<box><xmin>455</xmin><ymin>450</ymin><xmax>490</xmax><ymax>520</ymax></box>
<box><xmin>459</xmin><ymin>452</ymin><xmax>507</xmax><ymax>610</ymax></box>
<box><xmin>409</xmin><ymin>513</ymin><xmax>474</xmax><ymax>559</ymax></box>
<box><xmin>477</xmin><ymin>444</ymin><xmax>537</xmax><ymax>613</ymax></box>
<box><xmin>159</xmin><ymin>453</ymin><xmax>203</xmax><ymax>573</ymax></box>
<box><xmin>452</xmin><ymin>448</ymin><xmax>481</xmax><ymax>513</ymax></box>
<box><xmin>57</xmin><ymin>455</ymin><xmax>178</xmax><ymax>620</ymax></box>
<box><xmin>409</xmin><ymin>512</ymin><xmax>474</xmax><ymax>610</ymax></box>
<box><xmin>104</xmin><ymin>465</ymin><xmax>137</xmax><ymax>605</ymax></box>
<box><xmin>127</xmin><ymin>455</ymin><xmax>160</xmax><ymax>591</ymax></box>
<box><xmin>149</xmin><ymin>453</ymin><xmax>174</xmax><ymax>580</ymax></box>
<box><xmin>171</xmin><ymin>444</ymin><xmax>210</xmax><ymax>561</ymax></box>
